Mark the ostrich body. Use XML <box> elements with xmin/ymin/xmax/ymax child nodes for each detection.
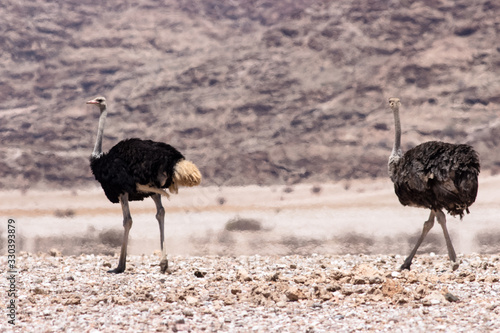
<box><xmin>87</xmin><ymin>97</ymin><xmax>201</xmax><ymax>274</ymax></box>
<box><xmin>388</xmin><ymin>98</ymin><xmax>479</xmax><ymax>270</ymax></box>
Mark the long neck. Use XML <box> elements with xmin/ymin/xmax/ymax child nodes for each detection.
<box><xmin>388</xmin><ymin>105</ymin><xmax>402</xmax><ymax>181</ymax></box>
<box><xmin>391</xmin><ymin>106</ymin><xmax>402</xmax><ymax>159</ymax></box>
<box><xmin>92</xmin><ymin>108</ymin><xmax>107</xmax><ymax>159</ymax></box>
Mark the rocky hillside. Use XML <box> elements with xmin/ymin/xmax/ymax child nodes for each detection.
<box><xmin>1</xmin><ymin>0</ymin><xmax>499</xmax><ymax>189</ymax></box>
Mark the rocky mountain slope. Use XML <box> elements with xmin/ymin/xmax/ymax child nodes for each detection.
<box><xmin>1</xmin><ymin>0</ymin><xmax>499</xmax><ymax>189</ymax></box>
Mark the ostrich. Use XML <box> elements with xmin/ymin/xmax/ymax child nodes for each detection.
<box><xmin>87</xmin><ymin>96</ymin><xmax>201</xmax><ymax>274</ymax></box>
<box><xmin>388</xmin><ymin>97</ymin><xmax>480</xmax><ymax>270</ymax></box>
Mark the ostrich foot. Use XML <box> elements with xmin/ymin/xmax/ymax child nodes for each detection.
<box><xmin>400</xmin><ymin>257</ymin><xmax>413</xmax><ymax>271</ymax></box>
<box><xmin>108</xmin><ymin>266</ymin><xmax>125</xmax><ymax>274</ymax></box>
<box><xmin>160</xmin><ymin>259</ymin><xmax>168</xmax><ymax>273</ymax></box>
<box><xmin>400</xmin><ymin>262</ymin><xmax>412</xmax><ymax>271</ymax></box>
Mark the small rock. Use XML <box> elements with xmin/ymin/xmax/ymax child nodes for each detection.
<box><xmin>286</xmin><ymin>287</ymin><xmax>306</xmax><ymax>301</ymax></box>
<box><xmin>32</xmin><ymin>287</ymin><xmax>47</xmax><ymax>295</ymax></box>
<box><xmin>326</xmin><ymin>283</ymin><xmax>341</xmax><ymax>292</ymax></box>
<box><xmin>381</xmin><ymin>279</ymin><xmax>403</xmax><ymax>298</ymax></box>
<box><xmin>49</xmin><ymin>248</ymin><xmax>62</xmax><ymax>257</ymax></box>
<box><xmin>352</xmin><ymin>276</ymin><xmax>367</xmax><ymax>285</ymax></box>
<box><xmin>444</xmin><ymin>292</ymin><xmax>459</xmax><ymax>302</ymax></box>
<box><xmin>330</xmin><ymin>270</ymin><xmax>346</xmax><ymax>280</ymax></box>
<box><xmin>231</xmin><ymin>288</ymin><xmax>242</xmax><ymax>295</ymax></box>
<box><xmin>194</xmin><ymin>270</ymin><xmax>207</xmax><ymax>278</ymax></box>
<box><xmin>369</xmin><ymin>276</ymin><xmax>384</xmax><ymax>284</ymax></box>
<box><xmin>392</xmin><ymin>293</ymin><xmax>409</xmax><ymax>304</ymax></box>
<box><xmin>485</xmin><ymin>276</ymin><xmax>499</xmax><ymax>283</ymax></box>
<box><xmin>311</xmin><ymin>302</ymin><xmax>322</xmax><ymax>309</ymax></box>
<box><xmin>223</xmin><ymin>297</ymin><xmax>236</xmax><ymax>305</ymax></box>
<box><xmin>63</xmin><ymin>295</ymin><xmax>81</xmax><ymax>305</ymax></box>
<box><xmin>165</xmin><ymin>292</ymin><xmax>177</xmax><ymax>303</ymax></box>
<box><xmin>237</xmin><ymin>268</ymin><xmax>252</xmax><ymax>281</ymax></box>
<box><xmin>185</xmin><ymin>296</ymin><xmax>199</xmax><ymax>305</ymax></box>
<box><xmin>182</xmin><ymin>309</ymin><xmax>194</xmax><ymax>317</ymax></box>
<box><xmin>269</xmin><ymin>272</ymin><xmax>280</xmax><ymax>282</ymax></box>
<box><xmin>294</xmin><ymin>276</ymin><xmax>307</xmax><ymax>284</ymax></box>
<box><xmin>422</xmin><ymin>291</ymin><xmax>446</xmax><ymax>306</ymax></box>
<box><xmin>276</xmin><ymin>301</ymin><xmax>287</xmax><ymax>307</ymax></box>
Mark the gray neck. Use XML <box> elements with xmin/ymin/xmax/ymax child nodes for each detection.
<box><xmin>92</xmin><ymin>108</ymin><xmax>107</xmax><ymax>159</ymax></box>
<box><xmin>391</xmin><ymin>105</ymin><xmax>402</xmax><ymax>159</ymax></box>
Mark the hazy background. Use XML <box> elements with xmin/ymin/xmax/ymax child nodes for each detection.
<box><xmin>1</xmin><ymin>0</ymin><xmax>499</xmax><ymax>257</ymax></box>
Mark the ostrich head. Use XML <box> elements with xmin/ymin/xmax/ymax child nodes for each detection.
<box><xmin>388</xmin><ymin>97</ymin><xmax>401</xmax><ymax>111</ymax></box>
<box><xmin>87</xmin><ymin>96</ymin><xmax>107</xmax><ymax>112</ymax></box>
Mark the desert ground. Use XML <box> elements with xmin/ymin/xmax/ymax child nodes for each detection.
<box><xmin>1</xmin><ymin>176</ymin><xmax>500</xmax><ymax>332</ymax></box>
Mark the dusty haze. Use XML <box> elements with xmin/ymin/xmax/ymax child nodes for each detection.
<box><xmin>0</xmin><ymin>0</ymin><xmax>499</xmax><ymax>260</ymax></box>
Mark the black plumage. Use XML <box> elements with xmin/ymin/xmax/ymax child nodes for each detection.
<box><xmin>388</xmin><ymin>98</ymin><xmax>480</xmax><ymax>270</ymax></box>
<box><xmin>391</xmin><ymin>141</ymin><xmax>479</xmax><ymax>217</ymax></box>
<box><xmin>90</xmin><ymin>138</ymin><xmax>185</xmax><ymax>203</ymax></box>
<box><xmin>87</xmin><ymin>96</ymin><xmax>201</xmax><ymax>274</ymax></box>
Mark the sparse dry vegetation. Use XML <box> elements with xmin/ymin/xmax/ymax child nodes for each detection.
<box><xmin>225</xmin><ymin>216</ymin><xmax>263</xmax><ymax>232</ymax></box>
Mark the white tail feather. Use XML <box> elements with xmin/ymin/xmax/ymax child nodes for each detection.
<box><xmin>169</xmin><ymin>159</ymin><xmax>202</xmax><ymax>194</ymax></box>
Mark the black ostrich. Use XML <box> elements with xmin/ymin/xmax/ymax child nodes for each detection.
<box><xmin>387</xmin><ymin>98</ymin><xmax>480</xmax><ymax>270</ymax></box>
<box><xmin>87</xmin><ymin>96</ymin><xmax>201</xmax><ymax>274</ymax></box>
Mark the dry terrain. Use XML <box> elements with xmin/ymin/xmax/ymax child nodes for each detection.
<box><xmin>1</xmin><ymin>253</ymin><xmax>500</xmax><ymax>332</ymax></box>
<box><xmin>1</xmin><ymin>0</ymin><xmax>500</xmax><ymax>189</ymax></box>
<box><xmin>1</xmin><ymin>176</ymin><xmax>500</xmax><ymax>332</ymax></box>
<box><xmin>2</xmin><ymin>1</ymin><xmax>500</xmax><ymax>331</ymax></box>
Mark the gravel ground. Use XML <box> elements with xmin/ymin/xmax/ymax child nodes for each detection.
<box><xmin>2</xmin><ymin>253</ymin><xmax>500</xmax><ymax>332</ymax></box>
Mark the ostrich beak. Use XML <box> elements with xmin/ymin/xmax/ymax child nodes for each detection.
<box><xmin>86</xmin><ymin>99</ymin><xmax>99</xmax><ymax>104</ymax></box>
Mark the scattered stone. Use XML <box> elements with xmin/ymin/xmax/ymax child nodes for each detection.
<box><xmin>422</xmin><ymin>291</ymin><xmax>446</xmax><ymax>306</ymax></box>
<box><xmin>182</xmin><ymin>309</ymin><xmax>194</xmax><ymax>317</ymax></box>
<box><xmin>223</xmin><ymin>297</ymin><xmax>236</xmax><ymax>306</ymax></box>
<box><xmin>444</xmin><ymin>292</ymin><xmax>459</xmax><ymax>302</ymax></box>
<box><xmin>7</xmin><ymin>253</ymin><xmax>500</xmax><ymax>331</ymax></box>
<box><xmin>285</xmin><ymin>287</ymin><xmax>306</xmax><ymax>302</ymax></box>
<box><xmin>184</xmin><ymin>296</ymin><xmax>199</xmax><ymax>305</ymax></box>
<box><xmin>237</xmin><ymin>268</ymin><xmax>252</xmax><ymax>281</ymax></box>
<box><xmin>62</xmin><ymin>295</ymin><xmax>81</xmax><ymax>305</ymax></box>
<box><xmin>32</xmin><ymin>287</ymin><xmax>47</xmax><ymax>295</ymax></box>
<box><xmin>231</xmin><ymin>288</ymin><xmax>242</xmax><ymax>295</ymax></box>
<box><xmin>294</xmin><ymin>276</ymin><xmax>307</xmax><ymax>284</ymax></box>
<box><xmin>49</xmin><ymin>248</ymin><xmax>62</xmax><ymax>257</ymax></box>
<box><xmin>381</xmin><ymin>279</ymin><xmax>403</xmax><ymax>298</ymax></box>
<box><xmin>194</xmin><ymin>270</ymin><xmax>207</xmax><ymax>278</ymax></box>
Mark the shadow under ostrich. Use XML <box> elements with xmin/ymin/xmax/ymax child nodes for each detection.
<box><xmin>387</xmin><ymin>97</ymin><xmax>480</xmax><ymax>270</ymax></box>
<box><xmin>87</xmin><ymin>97</ymin><xmax>201</xmax><ymax>274</ymax></box>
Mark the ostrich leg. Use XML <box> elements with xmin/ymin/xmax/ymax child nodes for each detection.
<box><xmin>401</xmin><ymin>210</ymin><xmax>436</xmax><ymax>270</ymax></box>
<box><xmin>152</xmin><ymin>194</ymin><xmax>168</xmax><ymax>273</ymax></box>
<box><xmin>109</xmin><ymin>193</ymin><xmax>132</xmax><ymax>274</ymax></box>
<box><xmin>435</xmin><ymin>209</ymin><xmax>457</xmax><ymax>263</ymax></box>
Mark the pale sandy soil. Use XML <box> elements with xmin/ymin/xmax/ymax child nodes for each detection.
<box><xmin>1</xmin><ymin>175</ymin><xmax>499</xmax><ymax>258</ymax></box>
<box><xmin>1</xmin><ymin>177</ymin><xmax>500</xmax><ymax>332</ymax></box>
<box><xmin>1</xmin><ymin>253</ymin><xmax>500</xmax><ymax>332</ymax></box>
